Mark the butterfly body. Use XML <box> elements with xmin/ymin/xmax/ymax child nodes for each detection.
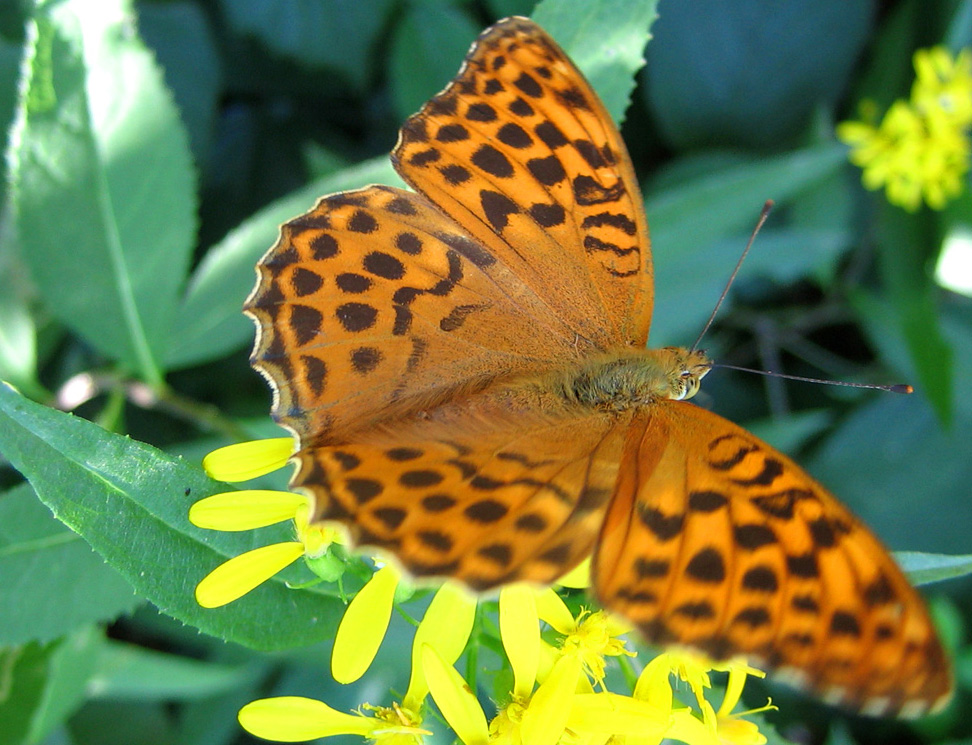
<box><xmin>557</xmin><ymin>346</ymin><xmax>711</xmax><ymax>408</ymax></box>
<box><xmin>246</xmin><ymin>16</ymin><xmax>952</xmax><ymax>717</ymax></box>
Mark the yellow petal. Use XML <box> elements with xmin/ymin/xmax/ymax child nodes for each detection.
<box><xmin>566</xmin><ymin>692</ymin><xmax>669</xmax><ymax>736</ymax></box>
<box><xmin>633</xmin><ymin>654</ymin><xmax>674</xmax><ymax>712</ymax></box>
<box><xmin>719</xmin><ymin>717</ymin><xmax>768</xmax><ymax>745</ymax></box>
<box><xmin>664</xmin><ymin>708</ymin><xmax>719</xmax><ymax>745</ymax></box>
<box><xmin>422</xmin><ymin>644</ymin><xmax>489</xmax><ymax>745</ymax></box>
<box><xmin>203</xmin><ymin>438</ymin><xmax>293</xmax><ymax>482</ymax></box>
<box><xmin>533</xmin><ymin>587</ymin><xmax>575</xmax><ymax>635</ymax></box>
<box><xmin>555</xmin><ymin>557</ymin><xmax>591</xmax><ymax>588</ymax></box>
<box><xmin>500</xmin><ymin>585</ymin><xmax>540</xmax><ymax>699</ymax></box>
<box><xmin>238</xmin><ymin>696</ymin><xmax>374</xmax><ymax>741</ymax></box>
<box><xmin>189</xmin><ymin>491</ymin><xmax>306</xmax><ymax>530</ymax></box>
<box><xmin>665</xmin><ymin>652</ymin><xmax>711</xmax><ymax>709</ymax></box>
<box><xmin>718</xmin><ymin>666</ymin><xmax>750</xmax><ymax>717</ymax></box>
<box><xmin>519</xmin><ymin>655</ymin><xmax>581</xmax><ymax>745</ymax></box>
<box><xmin>535</xmin><ymin>640</ymin><xmax>560</xmax><ymax>684</ymax></box>
<box><xmin>331</xmin><ymin>564</ymin><xmax>399</xmax><ymax>684</ymax></box>
<box><xmin>404</xmin><ymin>582</ymin><xmax>476</xmax><ymax>710</ymax></box>
<box><xmin>195</xmin><ymin>542</ymin><xmax>304</xmax><ymax>608</ymax></box>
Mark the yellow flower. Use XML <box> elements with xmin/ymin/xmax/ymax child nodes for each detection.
<box><xmin>192</xmin><ymin>438</ymin><xmax>344</xmax><ymax>608</ymax></box>
<box><xmin>709</xmin><ymin>661</ymin><xmax>775</xmax><ymax>745</ymax></box>
<box><xmin>423</xmin><ymin>585</ymin><xmax>668</xmax><ymax>745</ymax></box>
<box><xmin>535</xmin><ymin>588</ymin><xmax>635</xmax><ymax>688</ymax></box>
<box><xmin>239</xmin><ymin>578</ymin><xmax>476</xmax><ymax>743</ymax></box>
<box><xmin>238</xmin><ymin>697</ymin><xmax>429</xmax><ymax>744</ymax></box>
<box><xmin>421</xmin><ymin>643</ymin><xmax>489</xmax><ymax>745</ymax></box>
<box><xmin>627</xmin><ymin>653</ymin><xmax>772</xmax><ymax>745</ymax></box>
<box><xmin>912</xmin><ymin>47</ymin><xmax>972</xmax><ymax>127</ymax></box>
<box><xmin>837</xmin><ymin>45</ymin><xmax>972</xmax><ymax>211</ymax></box>
<box><xmin>401</xmin><ymin>582</ymin><xmax>477</xmax><ymax>711</ymax></box>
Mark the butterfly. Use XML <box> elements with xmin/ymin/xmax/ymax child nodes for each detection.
<box><xmin>244</xmin><ymin>17</ymin><xmax>952</xmax><ymax>717</ymax></box>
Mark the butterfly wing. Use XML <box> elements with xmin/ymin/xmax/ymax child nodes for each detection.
<box><xmin>293</xmin><ymin>385</ymin><xmax>632</xmax><ymax>589</ymax></box>
<box><xmin>246</xmin><ymin>186</ymin><xmax>592</xmax><ymax>444</ymax></box>
<box><xmin>594</xmin><ymin>400</ymin><xmax>952</xmax><ymax>717</ymax></box>
<box><xmin>393</xmin><ymin>17</ymin><xmax>653</xmax><ymax>349</ymax></box>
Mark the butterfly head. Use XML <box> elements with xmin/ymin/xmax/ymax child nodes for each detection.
<box><xmin>662</xmin><ymin>347</ymin><xmax>712</xmax><ymax>401</ymax></box>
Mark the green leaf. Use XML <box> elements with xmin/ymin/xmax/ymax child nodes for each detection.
<box><xmin>946</xmin><ymin>0</ymin><xmax>972</xmax><ymax>49</ymax></box>
<box><xmin>0</xmin><ymin>29</ymin><xmax>25</xmax><ymax>206</ymax></box>
<box><xmin>0</xmin><ymin>627</ymin><xmax>102</xmax><ymax>745</ymax></box>
<box><xmin>220</xmin><ymin>0</ymin><xmax>395</xmax><ymax>92</ymax></box>
<box><xmin>746</xmin><ymin>409</ymin><xmax>834</xmax><ymax>455</ymax></box>
<box><xmin>807</xmin><ymin>305</ymin><xmax>972</xmax><ymax>556</ymax></box>
<box><xmin>138</xmin><ymin>2</ymin><xmax>221</xmax><ymax>170</ymax></box>
<box><xmin>534</xmin><ymin>0</ymin><xmax>659</xmax><ymax>125</ymax></box>
<box><xmin>0</xmin><ymin>382</ymin><xmax>344</xmax><ymax>650</ymax></box>
<box><xmin>849</xmin><ymin>0</ymin><xmax>919</xmax><ymax>107</ymax></box>
<box><xmin>166</xmin><ymin>157</ymin><xmax>399</xmax><ymax>369</ymax></box>
<box><xmin>875</xmin><ymin>201</ymin><xmax>954</xmax><ymax>425</ymax></box>
<box><xmin>896</xmin><ymin>552</ymin><xmax>972</xmax><ymax>586</ymax></box>
<box><xmin>10</xmin><ymin>0</ymin><xmax>196</xmax><ymax>384</ymax></box>
<box><xmin>88</xmin><ymin>639</ymin><xmax>258</xmax><ymax>700</ymax></box>
<box><xmin>642</xmin><ymin>0</ymin><xmax>873</xmax><ymax>148</ymax></box>
<box><xmin>390</xmin><ymin>5</ymin><xmax>481</xmax><ymax>122</ymax></box>
<box><xmin>0</xmin><ymin>482</ymin><xmax>139</xmax><ymax>646</ymax></box>
<box><xmin>0</xmin><ymin>265</ymin><xmax>43</xmax><ymax>400</ymax></box>
<box><xmin>646</xmin><ymin>143</ymin><xmax>848</xmax><ymax>345</ymax></box>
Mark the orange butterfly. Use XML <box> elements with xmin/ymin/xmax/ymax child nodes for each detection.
<box><xmin>245</xmin><ymin>17</ymin><xmax>952</xmax><ymax>717</ymax></box>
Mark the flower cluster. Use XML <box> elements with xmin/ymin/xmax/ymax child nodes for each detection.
<box><xmin>194</xmin><ymin>439</ymin><xmax>774</xmax><ymax>744</ymax></box>
<box><xmin>837</xmin><ymin>46</ymin><xmax>972</xmax><ymax>211</ymax></box>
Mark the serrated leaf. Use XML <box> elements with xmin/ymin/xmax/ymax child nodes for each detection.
<box><xmin>10</xmin><ymin>0</ymin><xmax>196</xmax><ymax>384</ymax></box>
<box><xmin>534</xmin><ymin>0</ymin><xmax>658</xmax><ymax>125</ymax></box>
<box><xmin>0</xmin><ymin>483</ymin><xmax>139</xmax><ymax>646</ymax></box>
<box><xmin>0</xmin><ymin>382</ymin><xmax>344</xmax><ymax>650</ymax></box>
<box><xmin>138</xmin><ymin>2</ymin><xmax>221</xmax><ymax>170</ymax></box>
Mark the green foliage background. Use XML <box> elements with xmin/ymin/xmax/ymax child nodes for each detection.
<box><xmin>0</xmin><ymin>0</ymin><xmax>971</xmax><ymax>743</ymax></box>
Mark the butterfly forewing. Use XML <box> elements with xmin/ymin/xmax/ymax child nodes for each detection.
<box><xmin>393</xmin><ymin>17</ymin><xmax>653</xmax><ymax>349</ymax></box>
<box><xmin>594</xmin><ymin>400</ymin><xmax>953</xmax><ymax>717</ymax></box>
<box><xmin>246</xmin><ymin>186</ymin><xmax>586</xmax><ymax>443</ymax></box>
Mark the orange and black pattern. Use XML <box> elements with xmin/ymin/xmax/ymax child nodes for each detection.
<box><xmin>245</xmin><ymin>16</ymin><xmax>952</xmax><ymax>718</ymax></box>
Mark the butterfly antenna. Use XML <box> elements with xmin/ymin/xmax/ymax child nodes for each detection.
<box><xmin>710</xmin><ymin>363</ymin><xmax>913</xmax><ymax>394</ymax></box>
<box><xmin>690</xmin><ymin>199</ymin><xmax>774</xmax><ymax>353</ymax></box>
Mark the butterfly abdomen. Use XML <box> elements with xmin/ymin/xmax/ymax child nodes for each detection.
<box><xmin>556</xmin><ymin>347</ymin><xmax>712</xmax><ymax>409</ymax></box>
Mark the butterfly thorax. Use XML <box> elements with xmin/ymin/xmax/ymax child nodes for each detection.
<box><xmin>558</xmin><ymin>346</ymin><xmax>711</xmax><ymax>410</ymax></box>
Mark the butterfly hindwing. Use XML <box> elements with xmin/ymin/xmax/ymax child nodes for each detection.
<box><xmin>294</xmin><ymin>385</ymin><xmax>632</xmax><ymax>589</ymax></box>
<box><xmin>594</xmin><ymin>400</ymin><xmax>952</xmax><ymax>717</ymax></box>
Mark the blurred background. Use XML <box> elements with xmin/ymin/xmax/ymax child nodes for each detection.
<box><xmin>0</xmin><ymin>0</ymin><xmax>970</xmax><ymax>743</ymax></box>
